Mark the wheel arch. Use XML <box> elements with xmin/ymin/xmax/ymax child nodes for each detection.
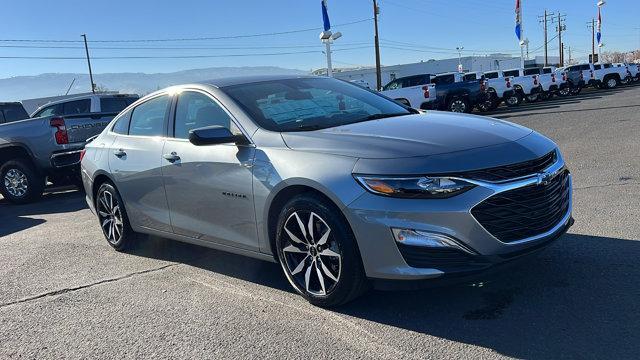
<box><xmin>0</xmin><ymin>143</ymin><xmax>38</xmax><ymax>172</ymax></box>
<box><xmin>91</xmin><ymin>171</ymin><xmax>117</xmax><ymax>208</ymax></box>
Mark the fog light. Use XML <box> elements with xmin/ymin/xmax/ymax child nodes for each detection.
<box><xmin>392</xmin><ymin>228</ymin><xmax>474</xmax><ymax>254</ymax></box>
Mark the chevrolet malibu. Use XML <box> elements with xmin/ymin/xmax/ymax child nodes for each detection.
<box><xmin>81</xmin><ymin>75</ymin><xmax>573</xmax><ymax>306</ymax></box>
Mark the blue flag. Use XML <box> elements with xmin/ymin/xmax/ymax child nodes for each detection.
<box><xmin>321</xmin><ymin>0</ymin><xmax>331</xmax><ymax>32</ymax></box>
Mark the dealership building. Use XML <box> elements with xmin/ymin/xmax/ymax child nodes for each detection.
<box><xmin>317</xmin><ymin>54</ymin><xmax>560</xmax><ymax>89</ymax></box>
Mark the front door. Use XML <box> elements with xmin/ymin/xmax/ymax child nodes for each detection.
<box><xmin>161</xmin><ymin>90</ymin><xmax>258</xmax><ymax>250</ymax></box>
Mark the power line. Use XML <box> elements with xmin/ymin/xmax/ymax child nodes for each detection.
<box><xmin>0</xmin><ymin>18</ymin><xmax>372</xmax><ymax>43</ymax></box>
<box><xmin>0</xmin><ymin>42</ymin><xmax>371</xmax><ymax>50</ymax></box>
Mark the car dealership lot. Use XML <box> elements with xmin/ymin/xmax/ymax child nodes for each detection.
<box><xmin>1</xmin><ymin>85</ymin><xmax>639</xmax><ymax>359</ymax></box>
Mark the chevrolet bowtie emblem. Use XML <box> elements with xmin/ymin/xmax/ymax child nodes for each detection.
<box><xmin>536</xmin><ymin>171</ymin><xmax>555</xmax><ymax>186</ymax></box>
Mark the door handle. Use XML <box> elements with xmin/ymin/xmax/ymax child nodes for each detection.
<box><xmin>113</xmin><ymin>149</ymin><xmax>126</xmax><ymax>158</ymax></box>
<box><xmin>163</xmin><ymin>152</ymin><xmax>180</xmax><ymax>162</ymax></box>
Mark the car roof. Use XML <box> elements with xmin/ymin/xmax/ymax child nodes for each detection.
<box><xmin>33</xmin><ymin>93</ymin><xmax>138</xmax><ymax>112</ymax></box>
<box><xmin>200</xmin><ymin>74</ymin><xmax>317</xmax><ymax>88</ymax></box>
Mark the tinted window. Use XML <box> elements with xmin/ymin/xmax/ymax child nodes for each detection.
<box><xmin>382</xmin><ymin>80</ymin><xmax>401</xmax><ymax>91</ymax></box>
<box><xmin>503</xmin><ymin>70</ymin><xmax>520</xmax><ymax>77</ymax></box>
<box><xmin>431</xmin><ymin>74</ymin><xmax>455</xmax><ymax>85</ymax></box>
<box><xmin>100</xmin><ymin>97</ymin><xmax>137</xmax><ymax>113</ymax></box>
<box><xmin>580</xmin><ymin>64</ymin><xmax>591</xmax><ymax>71</ymax></box>
<box><xmin>463</xmin><ymin>73</ymin><xmax>477</xmax><ymax>81</ymax></box>
<box><xmin>62</xmin><ymin>99</ymin><xmax>91</xmax><ymax>115</ymax></box>
<box><xmin>604</xmin><ymin>64</ymin><xmax>612</xmax><ymax>68</ymax></box>
<box><xmin>128</xmin><ymin>95</ymin><xmax>169</xmax><ymax>137</ymax></box>
<box><xmin>594</xmin><ymin>64</ymin><xmax>602</xmax><ymax>70</ymax></box>
<box><xmin>34</xmin><ymin>104</ymin><xmax>63</xmax><ymax>118</ymax></box>
<box><xmin>223</xmin><ymin>77</ymin><xmax>409</xmax><ymax>132</ymax></box>
<box><xmin>0</xmin><ymin>104</ymin><xmax>29</xmax><ymax>123</ymax></box>
<box><xmin>111</xmin><ymin>109</ymin><xmax>132</xmax><ymax>134</ymax></box>
<box><xmin>523</xmin><ymin>68</ymin><xmax>540</xmax><ymax>75</ymax></box>
<box><xmin>174</xmin><ymin>91</ymin><xmax>237</xmax><ymax>139</ymax></box>
<box><xmin>484</xmin><ymin>72</ymin><xmax>499</xmax><ymax>79</ymax></box>
<box><xmin>542</xmin><ymin>68</ymin><xmax>552</xmax><ymax>74</ymax></box>
<box><xmin>404</xmin><ymin>75</ymin><xmax>428</xmax><ymax>87</ymax></box>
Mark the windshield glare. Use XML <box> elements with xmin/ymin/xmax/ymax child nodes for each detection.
<box><xmin>222</xmin><ymin>77</ymin><xmax>411</xmax><ymax>132</ymax></box>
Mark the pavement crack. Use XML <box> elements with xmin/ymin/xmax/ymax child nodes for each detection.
<box><xmin>574</xmin><ymin>181</ymin><xmax>640</xmax><ymax>191</ymax></box>
<box><xmin>0</xmin><ymin>263</ymin><xmax>177</xmax><ymax>309</ymax></box>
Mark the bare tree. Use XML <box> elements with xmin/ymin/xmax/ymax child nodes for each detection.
<box><xmin>600</xmin><ymin>51</ymin><xmax>627</xmax><ymax>63</ymax></box>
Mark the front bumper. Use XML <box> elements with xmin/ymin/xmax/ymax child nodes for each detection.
<box><xmin>345</xmin><ymin>155</ymin><xmax>573</xmax><ymax>282</ymax></box>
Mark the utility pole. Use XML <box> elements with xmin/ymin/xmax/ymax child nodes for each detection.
<box><xmin>538</xmin><ymin>10</ymin><xmax>555</xmax><ymax>66</ymax></box>
<box><xmin>552</xmin><ymin>13</ymin><xmax>567</xmax><ymax>67</ymax></box>
<box><xmin>373</xmin><ymin>0</ymin><xmax>382</xmax><ymax>91</ymax></box>
<box><xmin>587</xmin><ymin>19</ymin><xmax>596</xmax><ymax>63</ymax></box>
<box><xmin>456</xmin><ymin>46</ymin><xmax>464</xmax><ymax>72</ymax></box>
<box><xmin>81</xmin><ymin>34</ymin><xmax>96</xmax><ymax>93</ymax></box>
<box><xmin>567</xmin><ymin>45</ymin><xmax>572</xmax><ymax>64</ymax></box>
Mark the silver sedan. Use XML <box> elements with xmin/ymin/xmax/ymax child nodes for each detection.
<box><xmin>81</xmin><ymin>75</ymin><xmax>573</xmax><ymax>306</ymax></box>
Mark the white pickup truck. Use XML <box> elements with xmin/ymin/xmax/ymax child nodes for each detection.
<box><xmin>522</xmin><ymin>66</ymin><xmax>568</xmax><ymax>100</ymax></box>
<box><xmin>612</xmin><ymin>63</ymin><xmax>639</xmax><ymax>83</ymax></box>
<box><xmin>483</xmin><ymin>69</ymin><xmax>541</xmax><ymax>107</ymax></box>
<box><xmin>380</xmin><ymin>74</ymin><xmax>437</xmax><ymax>110</ymax></box>
<box><xmin>565</xmin><ymin>63</ymin><xmax>631</xmax><ymax>90</ymax></box>
<box><xmin>466</xmin><ymin>71</ymin><xmax>514</xmax><ymax>111</ymax></box>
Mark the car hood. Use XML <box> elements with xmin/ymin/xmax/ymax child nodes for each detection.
<box><xmin>280</xmin><ymin>111</ymin><xmax>533</xmax><ymax>159</ymax></box>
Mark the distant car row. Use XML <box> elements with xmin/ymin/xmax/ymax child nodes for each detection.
<box><xmin>371</xmin><ymin>62</ymin><xmax>640</xmax><ymax>114</ymax></box>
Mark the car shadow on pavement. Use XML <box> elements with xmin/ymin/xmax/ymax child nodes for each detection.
<box><xmin>335</xmin><ymin>233</ymin><xmax>640</xmax><ymax>359</ymax></box>
<box><xmin>0</xmin><ymin>189</ymin><xmax>85</xmax><ymax>237</ymax></box>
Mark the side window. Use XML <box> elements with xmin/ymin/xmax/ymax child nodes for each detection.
<box><xmin>580</xmin><ymin>64</ymin><xmax>591</xmax><ymax>71</ymax></box>
<box><xmin>383</xmin><ymin>80</ymin><xmax>400</xmax><ymax>91</ymax></box>
<box><xmin>129</xmin><ymin>95</ymin><xmax>169</xmax><ymax>137</ymax></box>
<box><xmin>593</xmin><ymin>64</ymin><xmax>602</xmax><ymax>70</ymax></box>
<box><xmin>484</xmin><ymin>72</ymin><xmax>498</xmax><ymax>79</ymax></box>
<box><xmin>111</xmin><ymin>109</ymin><xmax>132</xmax><ymax>134</ymax></box>
<box><xmin>174</xmin><ymin>91</ymin><xmax>237</xmax><ymax>139</ymax></box>
<box><xmin>101</xmin><ymin>97</ymin><xmax>137</xmax><ymax>113</ymax></box>
<box><xmin>62</xmin><ymin>99</ymin><xmax>91</xmax><ymax>115</ymax></box>
<box><xmin>463</xmin><ymin>74</ymin><xmax>476</xmax><ymax>81</ymax></box>
<box><xmin>35</xmin><ymin>104</ymin><xmax>63</xmax><ymax>118</ymax></box>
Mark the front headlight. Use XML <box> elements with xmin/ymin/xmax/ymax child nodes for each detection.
<box><xmin>354</xmin><ymin>175</ymin><xmax>475</xmax><ymax>199</ymax></box>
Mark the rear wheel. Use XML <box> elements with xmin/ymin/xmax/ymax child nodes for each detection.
<box><xmin>538</xmin><ymin>91</ymin><xmax>552</xmax><ymax>101</ymax></box>
<box><xmin>477</xmin><ymin>92</ymin><xmax>497</xmax><ymax>112</ymax></box>
<box><xmin>605</xmin><ymin>77</ymin><xmax>619</xmax><ymax>89</ymax></box>
<box><xmin>447</xmin><ymin>97</ymin><xmax>470</xmax><ymax>113</ymax></box>
<box><xmin>570</xmin><ymin>85</ymin><xmax>582</xmax><ymax>95</ymax></box>
<box><xmin>505</xmin><ymin>92</ymin><xmax>522</xmax><ymax>107</ymax></box>
<box><xmin>275</xmin><ymin>194</ymin><xmax>368</xmax><ymax>307</ymax></box>
<box><xmin>96</xmin><ymin>182</ymin><xmax>136</xmax><ymax>251</ymax></box>
<box><xmin>0</xmin><ymin>159</ymin><xmax>45</xmax><ymax>204</ymax></box>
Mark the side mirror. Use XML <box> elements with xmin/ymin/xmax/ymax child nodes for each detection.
<box><xmin>188</xmin><ymin>125</ymin><xmax>249</xmax><ymax>146</ymax></box>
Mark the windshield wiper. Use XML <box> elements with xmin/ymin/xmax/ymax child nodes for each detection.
<box><xmin>358</xmin><ymin>112</ymin><xmax>412</xmax><ymax>122</ymax></box>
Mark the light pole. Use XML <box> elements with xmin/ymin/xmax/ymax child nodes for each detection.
<box><xmin>597</xmin><ymin>0</ymin><xmax>605</xmax><ymax>64</ymax></box>
<box><xmin>320</xmin><ymin>31</ymin><xmax>342</xmax><ymax>77</ymax></box>
<box><xmin>456</xmin><ymin>46</ymin><xmax>464</xmax><ymax>72</ymax></box>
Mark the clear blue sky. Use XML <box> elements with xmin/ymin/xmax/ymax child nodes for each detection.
<box><xmin>1</xmin><ymin>0</ymin><xmax>638</xmax><ymax>78</ymax></box>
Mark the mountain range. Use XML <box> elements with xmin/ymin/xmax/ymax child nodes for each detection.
<box><xmin>0</xmin><ymin>66</ymin><xmax>307</xmax><ymax>101</ymax></box>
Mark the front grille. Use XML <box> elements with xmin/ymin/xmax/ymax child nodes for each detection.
<box><xmin>460</xmin><ymin>150</ymin><xmax>557</xmax><ymax>182</ymax></box>
<box><xmin>397</xmin><ymin>244</ymin><xmax>490</xmax><ymax>271</ymax></box>
<box><xmin>471</xmin><ymin>169</ymin><xmax>570</xmax><ymax>243</ymax></box>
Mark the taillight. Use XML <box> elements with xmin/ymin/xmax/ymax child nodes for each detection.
<box><xmin>580</xmin><ymin>71</ymin><xmax>584</xmax><ymax>80</ymax></box>
<box><xmin>480</xmin><ymin>80</ymin><xmax>486</xmax><ymax>92</ymax></box>
<box><xmin>79</xmin><ymin>149</ymin><xmax>87</xmax><ymax>162</ymax></box>
<box><xmin>590</xmin><ymin>70</ymin><xmax>594</xmax><ymax>79</ymax></box>
<box><xmin>533</xmin><ymin>76</ymin><xmax>539</xmax><ymax>86</ymax></box>
<box><xmin>562</xmin><ymin>72</ymin><xmax>567</xmax><ymax>81</ymax></box>
<box><xmin>50</xmin><ymin>117</ymin><xmax>68</xmax><ymax>144</ymax></box>
<box><xmin>505</xmin><ymin>77</ymin><xmax>512</xmax><ymax>88</ymax></box>
<box><xmin>422</xmin><ymin>85</ymin><xmax>430</xmax><ymax>99</ymax></box>
<box><xmin>551</xmin><ymin>73</ymin><xmax>556</xmax><ymax>82</ymax></box>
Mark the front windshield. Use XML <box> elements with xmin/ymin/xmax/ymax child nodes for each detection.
<box><xmin>222</xmin><ymin>77</ymin><xmax>411</xmax><ymax>132</ymax></box>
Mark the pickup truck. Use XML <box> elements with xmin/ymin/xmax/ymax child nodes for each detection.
<box><xmin>0</xmin><ymin>93</ymin><xmax>138</xmax><ymax>204</ymax></box>
<box><xmin>476</xmin><ymin>71</ymin><xmax>515</xmax><ymax>111</ymax></box>
<box><xmin>380</xmin><ymin>74</ymin><xmax>437</xmax><ymax>110</ymax></box>
<box><xmin>612</xmin><ymin>63</ymin><xmax>639</xmax><ymax>83</ymax></box>
<box><xmin>483</xmin><ymin>69</ymin><xmax>540</xmax><ymax>106</ymax></box>
<box><xmin>0</xmin><ymin>102</ymin><xmax>30</xmax><ymax>124</ymax></box>
<box><xmin>427</xmin><ymin>72</ymin><xmax>488</xmax><ymax>113</ymax></box>
<box><xmin>523</xmin><ymin>66</ymin><xmax>568</xmax><ymax>100</ymax></box>
<box><xmin>565</xmin><ymin>63</ymin><xmax>630</xmax><ymax>91</ymax></box>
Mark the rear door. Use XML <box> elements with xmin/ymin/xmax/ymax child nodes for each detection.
<box><xmin>161</xmin><ymin>89</ymin><xmax>258</xmax><ymax>250</ymax></box>
<box><xmin>108</xmin><ymin>93</ymin><xmax>173</xmax><ymax>233</ymax></box>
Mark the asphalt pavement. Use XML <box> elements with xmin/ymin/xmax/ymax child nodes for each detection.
<box><xmin>1</xmin><ymin>85</ymin><xmax>639</xmax><ymax>359</ymax></box>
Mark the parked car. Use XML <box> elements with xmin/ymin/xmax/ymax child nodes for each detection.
<box><xmin>428</xmin><ymin>72</ymin><xmax>488</xmax><ymax>113</ymax></box>
<box><xmin>523</xmin><ymin>67</ymin><xmax>567</xmax><ymax>100</ymax></box>
<box><xmin>479</xmin><ymin>71</ymin><xmax>516</xmax><ymax>111</ymax></box>
<box><xmin>81</xmin><ymin>75</ymin><xmax>573</xmax><ymax>306</ymax></box>
<box><xmin>380</xmin><ymin>74</ymin><xmax>436</xmax><ymax>110</ymax></box>
<box><xmin>483</xmin><ymin>69</ymin><xmax>541</xmax><ymax>107</ymax></box>
<box><xmin>565</xmin><ymin>63</ymin><xmax>630</xmax><ymax>91</ymax></box>
<box><xmin>0</xmin><ymin>102</ymin><xmax>30</xmax><ymax>124</ymax></box>
<box><xmin>0</xmin><ymin>93</ymin><xmax>138</xmax><ymax>204</ymax></box>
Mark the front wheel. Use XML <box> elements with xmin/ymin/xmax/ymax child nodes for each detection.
<box><xmin>275</xmin><ymin>194</ymin><xmax>368</xmax><ymax>307</ymax></box>
<box><xmin>0</xmin><ymin>159</ymin><xmax>45</xmax><ymax>204</ymax></box>
<box><xmin>605</xmin><ymin>77</ymin><xmax>619</xmax><ymax>89</ymax></box>
<box><xmin>447</xmin><ymin>97</ymin><xmax>470</xmax><ymax>113</ymax></box>
<box><xmin>96</xmin><ymin>182</ymin><xmax>136</xmax><ymax>251</ymax></box>
<box><xmin>505</xmin><ymin>92</ymin><xmax>522</xmax><ymax>107</ymax></box>
<box><xmin>558</xmin><ymin>85</ymin><xmax>571</xmax><ymax>97</ymax></box>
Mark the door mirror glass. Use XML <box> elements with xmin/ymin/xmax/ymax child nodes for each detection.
<box><xmin>189</xmin><ymin>125</ymin><xmax>247</xmax><ymax>146</ymax></box>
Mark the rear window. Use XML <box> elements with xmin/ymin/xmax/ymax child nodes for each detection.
<box><xmin>100</xmin><ymin>97</ymin><xmax>138</xmax><ymax>113</ymax></box>
<box><xmin>523</xmin><ymin>68</ymin><xmax>540</xmax><ymax>75</ymax></box>
<box><xmin>542</xmin><ymin>68</ymin><xmax>552</xmax><ymax>74</ymax></box>
<box><xmin>503</xmin><ymin>70</ymin><xmax>520</xmax><ymax>77</ymax></box>
<box><xmin>62</xmin><ymin>99</ymin><xmax>91</xmax><ymax>115</ymax></box>
<box><xmin>0</xmin><ymin>104</ymin><xmax>30</xmax><ymax>123</ymax></box>
<box><xmin>431</xmin><ymin>74</ymin><xmax>455</xmax><ymax>85</ymax></box>
<box><xmin>594</xmin><ymin>64</ymin><xmax>602</xmax><ymax>70</ymax></box>
<box><xmin>484</xmin><ymin>72</ymin><xmax>499</xmax><ymax>79</ymax></box>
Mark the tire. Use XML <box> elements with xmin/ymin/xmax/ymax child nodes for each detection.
<box><xmin>505</xmin><ymin>92</ymin><xmax>522</xmax><ymax>107</ymax></box>
<box><xmin>275</xmin><ymin>194</ymin><xmax>368</xmax><ymax>307</ymax></box>
<box><xmin>476</xmin><ymin>93</ymin><xmax>497</xmax><ymax>112</ymax></box>
<box><xmin>447</xmin><ymin>97</ymin><xmax>470</xmax><ymax>113</ymax></box>
<box><xmin>538</xmin><ymin>91</ymin><xmax>552</xmax><ymax>101</ymax></box>
<box><xmin>0</xmin><ymin>159</ymin><xmax>45</xmax><ymax>204</ymax></box>
<box><xmin>525</xmin><ymin>93</ymin><xmax>539</xmax><ymax>103</ymax></box>
<box><xmin>558</xmin><ymin>85</ymin><xmax>571</xmax><ymax>97</ymax></box>
<box><xmin>605</xmin><ymin>76</ymin><xmax>619</xmax><ymax>89</ymax></box>
<box><xmin>96</xmin><ymin>182</ymin><xmax>136</xmax><ymax>251</ymax></box>
<box><xmin>570</xmin><ymin>86</ymin><xmax>582</xmax><ymax>95</ymax></box>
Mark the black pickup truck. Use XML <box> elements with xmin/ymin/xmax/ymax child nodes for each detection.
<box><xmin>425</xmin><ymin>72</ymin><xmax>488</xmax><ymax>113</ymax></box>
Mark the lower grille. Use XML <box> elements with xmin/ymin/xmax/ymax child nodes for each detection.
<box><xmin>471</xmin><ymin>169</ymin><xmax>571</xmax><ymax>243</ymax></box>
<box><xmin>397</xmin><ymin>243</ymin><xmax>490</xmax><ymax>271</ymax></box>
